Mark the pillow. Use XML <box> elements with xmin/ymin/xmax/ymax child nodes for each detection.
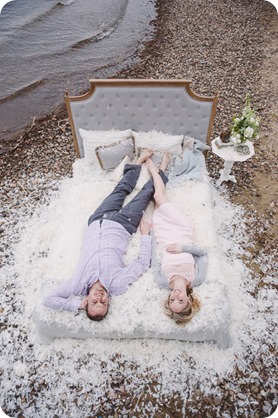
<box><xmin>182</xmin><ymin>137</ymin><xmax>211</xmax><ymax>154</ymax></box>
<box><xmin>182</xmin><ymin>136</ymin><xmax>195</xmax><ymax>151</ymax></box>
<box><xmin>95</xmin><ymin>136</ymin><xmax>135</xmax><ymax>171</ymax></box>
<box><xmin>132</xmin><ymin>130</ymin><xmax>183</xmax><ymax>155</ymax></box>
<box><xmin>193</xmin><ymin>139</ymin><xmax>211</xmax><ymax>153</ymax></box>
<box><xmin>79</xmin><ymin>129</ymin><xmax>133</xmax><ymax>164</ymax></box>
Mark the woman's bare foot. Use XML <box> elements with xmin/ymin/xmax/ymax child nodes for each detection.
<box><xmin>159</xmin><ymin>152</ymin><xmax>171</xmax><ymax>172</ymax></box>
<box><xmin>136</xmin><ymin>148</ymin><xmax>154</xmax><ymax>165</ymax></box>
<box><xmin>145</xmin><ymin>158</ymin><xmax>159</xmax><ymax>175</ymax></box>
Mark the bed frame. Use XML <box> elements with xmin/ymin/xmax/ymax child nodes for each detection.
<box><xmin>33</xmin><ymin>80</ymin><xmax>232</xmax><ymax>348</ymax></box>
<box><xmin>65</xmin><ymin>79</ymin><xmax>218</xmax><ymax>158</ymax></box>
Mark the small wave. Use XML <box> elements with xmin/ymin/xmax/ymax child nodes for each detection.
<box><xmin>24</xmin><ymin>3</ymin><xmax>63</xmax><ymax>26</ymax></box>
<box><xmin>69</xmin><ymin>1</ymin><xmax>128</xmax><ymax>51</ymax></box>
<box><xmin>70</xmin><ymin>24</ymin><xmax>119</xmax><ymax>50</ymax></box>
<box><xmin>0</xmin><ymin>79</ymin><xmax>46</xmax><ymax>104</ymax></box>
<box><xmin>0</xmin><ymin>3</ymin><xmax>64</xmax><ymax>48</ymax></box>
<box><xmin>7</xmin><ymin>3</ymin><xmax>62</xmax><ymax>32</ymax></box>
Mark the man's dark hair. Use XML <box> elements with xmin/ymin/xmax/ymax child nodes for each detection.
<box><xmin>85</xmin><ymin>305</ymin><xmax>109</xmax><ymax>321</ymax></box>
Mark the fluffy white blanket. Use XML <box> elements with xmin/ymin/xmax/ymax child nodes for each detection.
<box><xmin>17</xmin><ymin>160</ymin><xmax>230</xmax><ymax>347</ymax></box>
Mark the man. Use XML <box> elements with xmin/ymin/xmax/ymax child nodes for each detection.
<box><xmin>43</xmin><ymin>149</ymin><xmax>169</xmax><ymax>321</ymax></box>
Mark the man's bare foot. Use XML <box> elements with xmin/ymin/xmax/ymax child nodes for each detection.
<box><xmin>159</xmin><ymin>152</ymin><xmax>171</xmax><ymax>172</ymax></box>
<box><xmin>136</xmin><ymin>148</ymin><xmax>154</xmax><ymax>165</ymax></box>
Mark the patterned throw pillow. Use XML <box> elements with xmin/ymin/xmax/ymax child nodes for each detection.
<box><xmin>95</xmin><ymin>136</ymin><xmax>135</xmax><ymax>171</ymax></box>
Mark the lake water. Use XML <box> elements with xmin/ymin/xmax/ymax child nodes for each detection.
<box><xmin>0</xmin><ymin>0</ymin><xmax>156</xmax><ymax>141</ymax></box>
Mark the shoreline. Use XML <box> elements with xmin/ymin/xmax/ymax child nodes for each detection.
<box><xmin>1</xmin><ymin>0</ymin><xmax>277</xmax><ymax>416</ymax></box>
<box><xmin>0</xmin><ymin>38</ymin><xmax>157</xmax><ymax>156</ymax></box>
<box><xmin>0</xmin><ymin>0</ymin><xmax>158</xmax><ymax>152</ymax></box>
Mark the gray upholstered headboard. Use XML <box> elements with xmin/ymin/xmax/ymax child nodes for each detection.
<box><xmin>65</xmin><ymin>79</ymin><xmax>218</xmax><ymax>158</ymax></box>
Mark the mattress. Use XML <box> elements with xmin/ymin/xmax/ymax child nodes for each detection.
<box><xmin>31</xmin><ymin>159</ymin><xmax>231</xmax><ymax>348</ymax></box>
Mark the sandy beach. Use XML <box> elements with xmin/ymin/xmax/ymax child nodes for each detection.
<box><xmin>1</xmin><ymin>0</ymin><xmax>277</xmax><ymax>416</ymax></box>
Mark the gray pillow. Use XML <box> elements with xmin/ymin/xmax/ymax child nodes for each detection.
<box><xmin>95</xmin><ymin>136</ymin><xmax>135</xmax><ymax>171</ymax></box>
<box><xmin>193</xmin><ymin>139</ymin><xmax>211</xmax><ymax>153</ymax></box>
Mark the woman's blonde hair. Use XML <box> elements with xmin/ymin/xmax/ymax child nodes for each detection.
<box><xmin>164</xmin><ymin>283</ymin><xmax>201</xmax><ymax>324</ymax></box>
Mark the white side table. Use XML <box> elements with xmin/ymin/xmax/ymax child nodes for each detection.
<box><xmin>211</xmin><ymin>138</ymin><xmax>255</xmax><ymax>185</ymax></box>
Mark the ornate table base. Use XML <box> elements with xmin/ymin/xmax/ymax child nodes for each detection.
<box><xmin>218</xmin><ymin>160</ymin><xmax>236</xmax><ymax>185</ymax></box>
<box><xmin>212</xmin><ymin>138</ymin><xmax>255</xmax><ymax>186</ymax></box>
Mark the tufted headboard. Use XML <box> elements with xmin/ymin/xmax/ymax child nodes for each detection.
<box><xmin>65</xmin><ymin>79</ymin><xmax>218</xmax><ymax>158</ymax></box>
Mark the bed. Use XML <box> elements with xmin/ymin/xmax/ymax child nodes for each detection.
<box><xmin>32</xmin><ymin>79</ymin><xmax>231</xmax><ymax>348</ymax></box>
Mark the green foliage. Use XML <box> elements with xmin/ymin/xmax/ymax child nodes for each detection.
<box><xmin>231</xmin><ymin>95</ymin><xmax>260</xmax><ymax>144</ymax></box>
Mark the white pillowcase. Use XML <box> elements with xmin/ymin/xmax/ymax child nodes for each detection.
<box><xmin>132</xmin><ymin>130</ymin><xmax>183</xmax><ymax>154</ymax></box>
<box><xmin>79</xmin><ymin>128</ymin><xmax>133</xmax><ymax>165</ymax></box>
<box><xmin>182</xmin><ymin>136</ymin><xmax>195</xmax><ymax>150</ymax></box>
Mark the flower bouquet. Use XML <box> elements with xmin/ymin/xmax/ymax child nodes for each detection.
<box><xmin>231</xmin><ymin>95</ymin><xmax>260</xmax><ymax>146</ymax></box>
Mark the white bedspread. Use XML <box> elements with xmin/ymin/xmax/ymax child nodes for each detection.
<box><xmin>26</xmin><ymin>159</ymin><xmax>230</xmax><ymax>347</ymax></box>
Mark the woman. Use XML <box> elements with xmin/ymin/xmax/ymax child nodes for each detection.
<box><xmin>146</xmin><ymin>157</ymin><xmax>208</xmax><ymax>325</ymax></box>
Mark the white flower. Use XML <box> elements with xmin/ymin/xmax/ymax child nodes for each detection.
<box><xmin>255</xmin><ymin>120</ymin><xmax>259</xmax><ymax>126</ymax></box>
<box><xmin>244</xmin><ymin>127</ymin><xmax>254</xmax><ymax>138</ymax></box>
<box><xmin>236</xmin><ymin>138</ymin><xmax>241</xmax><ymax>144</ymax></box>
<box><xmin>236</xmin><ymin>134</ymin><xmax>241</xmax><ymax>139</ymax></box>
<box><xmin>235</xmin><ymin>118</ymin><xmax>240</xmax><ymax>123</ymax></box>
<box><xmin>250</xmin><ymin>117</ymin><xmax>255</xmax><ymax>123</ymax></box>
